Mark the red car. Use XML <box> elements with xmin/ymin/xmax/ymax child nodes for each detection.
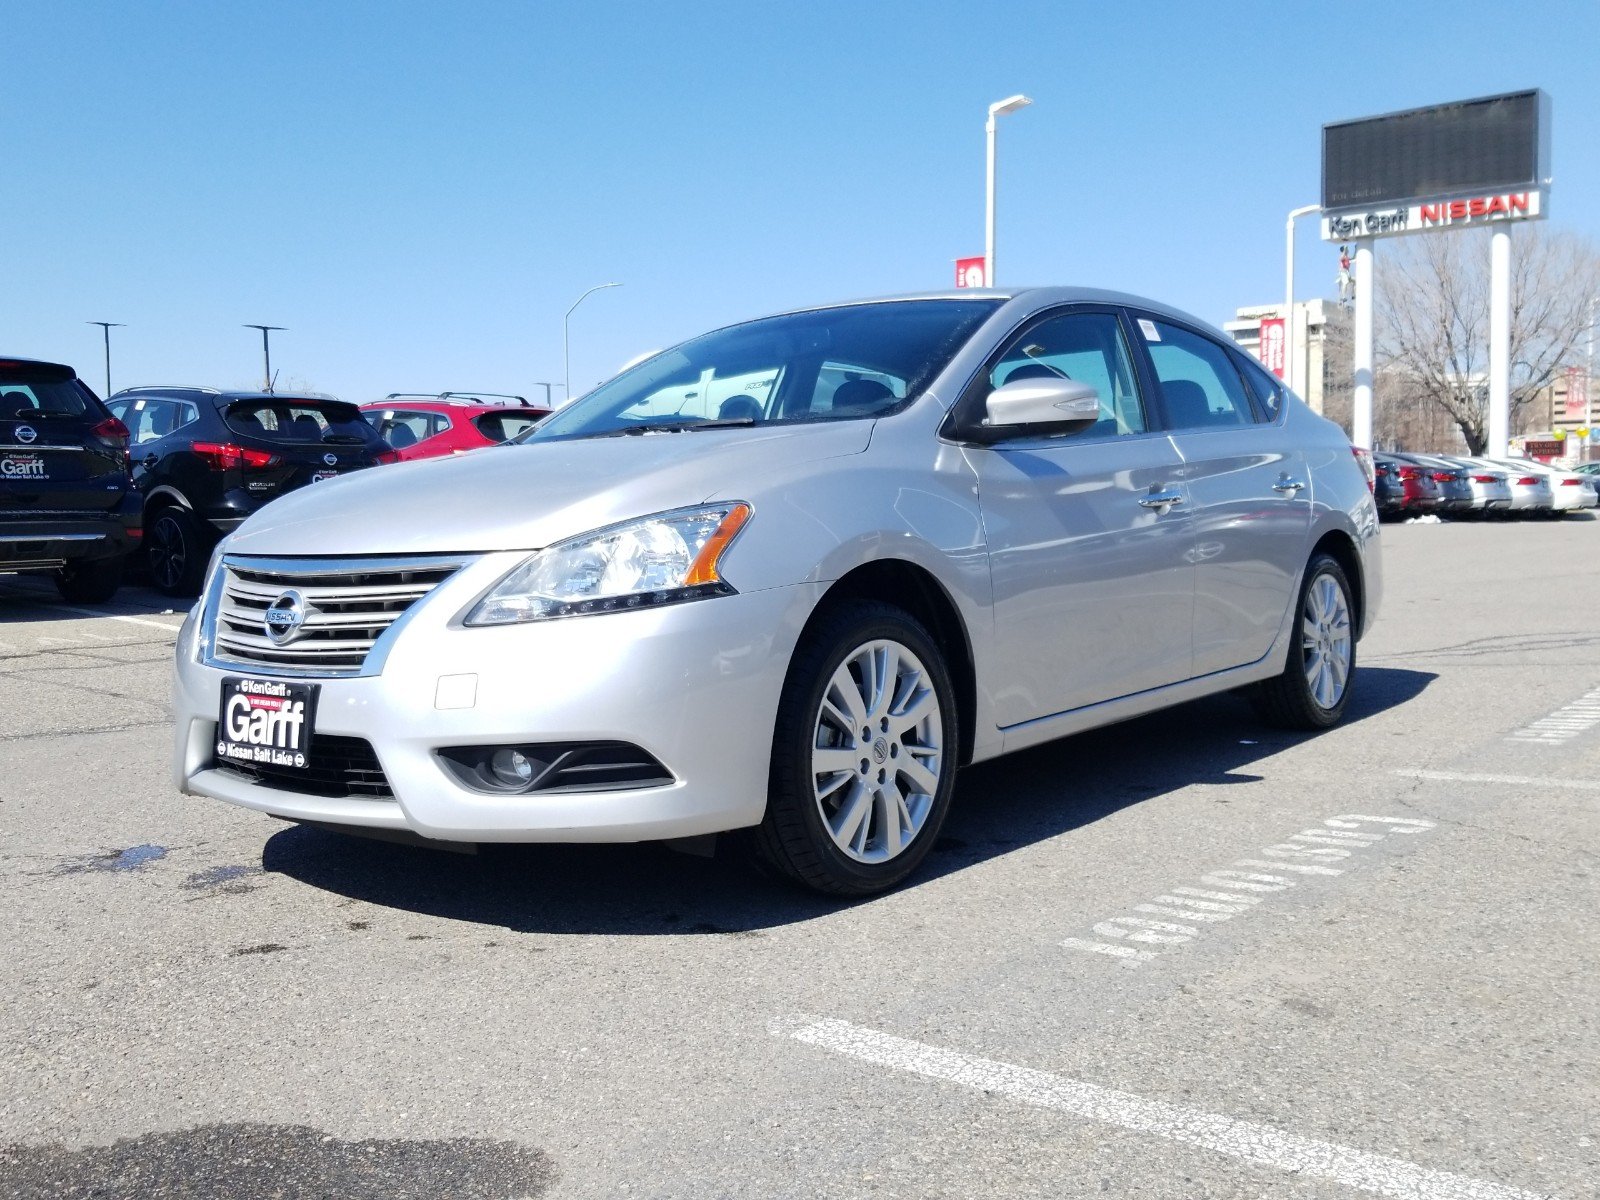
<box><xmin>360</xmin><ymin>393</ymin><xmax>552</xmax><ymax>462</ymax></box>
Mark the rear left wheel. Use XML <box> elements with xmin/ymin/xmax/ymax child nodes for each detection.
<box><xmin>754</xmin><ymin>601</ymin><xmax>958</xmax><ymax>896</ymax></box>
<box><xmin>146</xmin><ymin>508</ymin><xmax>208</xmax><ymax>597</ymax></box>
<box><xmin>1252</xmin><ymin>553</ymin><xmax>1355</xmax><ymax>730</ymax></box>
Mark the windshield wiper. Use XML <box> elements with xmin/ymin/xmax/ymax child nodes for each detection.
<box><xmin>615</xmin><ymin>417</ymin><xmax>758</xmax><ymax>436</ymax></box>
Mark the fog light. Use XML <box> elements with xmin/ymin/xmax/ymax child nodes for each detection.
<box><xmin>489</xmin><ymin>748</ymin><xmax>535</xmax><ymax>788</ymax></box>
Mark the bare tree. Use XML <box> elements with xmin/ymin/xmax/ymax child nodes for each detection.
<box><xmin>1374</xmin><ymin>227</ymin><xmax>1600</xmax><ymax>453</ymax></box>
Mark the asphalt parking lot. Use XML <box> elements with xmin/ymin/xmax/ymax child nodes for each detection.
<box><xmin>1</xmin><ymin>520</ymin><xmax>1596</xmax><ymax>1199</ymax></box>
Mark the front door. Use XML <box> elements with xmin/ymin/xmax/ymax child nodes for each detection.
<box><xmin>965</xmin><ymin>308</ymin><xmax>1195</xmax><ymax>726</ymax></box>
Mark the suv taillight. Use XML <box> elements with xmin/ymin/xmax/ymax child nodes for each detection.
<box><xmin>192</xmin><ymin>441</ymin><xmax>277</xmax><ymax>470</ymax></box>
<box><xmin>91</xmin><ymin>416</ymin><xmax>130</xmax><ymax>444</ymax></box>
<box><xmin>1351</xmin><ymin>446</ymin><xmax>1375</xmax><ymax>493</ymax></box>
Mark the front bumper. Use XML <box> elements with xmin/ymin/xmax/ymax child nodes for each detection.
<box><xmin>174</xmin><ymin>562</ymin><xmax>816</xmax><ymax>843</ymax></box>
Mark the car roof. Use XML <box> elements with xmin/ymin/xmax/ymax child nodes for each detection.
<box><xmin>0</xmin><ymin>356</ymin><xmax>77</xmax><ymax>377</ymax></box>
<box><xmin>360</xmin><ymin>398</ymin><xmax>550</xmax><ymax>414</ymax></box>
<box><xmin>113</xmin><ymin>386</ymin><xmax>348</xmax><ymax>405</ymax></box>
<box><xmin>718</xmin><ymin>287</ymin><xmax>1228</xmax><ymax>342</ymax></box>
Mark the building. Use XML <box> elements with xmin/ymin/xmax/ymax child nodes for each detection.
<box><xmin>1223</xmin><ymin>299</ymin><xmax>1350</xmax><ymax>418</ymax></box>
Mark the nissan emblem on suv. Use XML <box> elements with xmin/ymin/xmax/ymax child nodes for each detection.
<box><xmin>323</xmin><ymin>453</ymin><xmax>337</xmax><ymax>466</ymax></box>
<box><xmin>15</xmin><ymin>425</ymin><xmax>37</xmax><ymax>444</ymax></box>
<box><xmin>263</xmin><ymin>590</ymin><xmax>307</xmax><ymax>645</ymax></box>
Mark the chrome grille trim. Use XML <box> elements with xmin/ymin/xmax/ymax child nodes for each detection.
<box><xmin>202</xmin><ymin>553</ymin><xmax>468</xmax><ymax>678</ymax></box>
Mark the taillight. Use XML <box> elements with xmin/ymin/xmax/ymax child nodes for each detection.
<box><xmin>1561</xmin><ymin>478</ymin><xmax>1583</xmax><ymax>486</ymax></box>
<box><xmin>1430</xmin><ymin>471</ymin><xmax>1456</xmax><ymax>482</ymax></box>
<box><xmin>1470</xmin><ymin>474</ymin><xmax>1497</xmax><ymax>483</ymax></box>
<box><xmin>373</xmin><ymin>449</ymin><xmax>400</xmax><ymax>465</ymax></box>
<box><xmin>90</xmin><ymin>416</ymin><xmax>129</xmax><ymax>444</ymax></box>
<box><xmin>1397</xmin><ymin>465</ymin><xmax>1423</xmax><ymax>480</ymax></box>
<box><xmin>192</xmin><ymin>441</ymin><xmax>277</xmax><ymax>470</ymax></box>
<box><xmin>1516</xmin><ymin>476</ymin><xmax>1539</xmax><ymax>486</ymax></box>
<box><xmin>1351</xmin><ymin>446</ymin><xmax>1375</xmax><ymax>493</ymax></box>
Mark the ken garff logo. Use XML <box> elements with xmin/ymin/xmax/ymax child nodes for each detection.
<box><xmin>15</xmin><ymin>425</ymin><xmax>37</xmax><ymax>444</ymax></box>
<box><xmin>263</xmin><ymin>589</ymin><xmax>308</xmax><ymax>646</ymax></box>
<box><xmin>323</xmin><ymin>453</ymin><xmax>337</xmax><ymax>466</ymax></box>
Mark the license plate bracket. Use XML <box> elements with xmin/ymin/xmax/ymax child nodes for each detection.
<box><xmin>216</xmin><ymin>676</ymin><xmax>319</xmax><ymax>770</ymax></box>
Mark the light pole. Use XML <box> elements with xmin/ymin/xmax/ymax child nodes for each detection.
<box><xmin>1283</xmin><ymin>204</ymin><xmax>1319</xmax><ymax>400</ymax></box>
<box><xmin>532</xmin><ymin>381</ymin><xmax>561</xmax><ymax>408</ymax></box>
<box><xmin>564</xmin><ymin>283</ymin><xmax>621</xmax><ymax>403</ymax></box>
<box><xmin>243</xmin><ymin>325</ymin><xmax>285</xmax><ymax>392</ymax></box>
<box><xmin>984</xmin><ymin>94</ymin><xmax>1032</xmax><ymax>288</ymax></box>
<box><xmin>86</xmin><ymin>321</ymin><xmax>124</xmax><ymax>398</ymax></box>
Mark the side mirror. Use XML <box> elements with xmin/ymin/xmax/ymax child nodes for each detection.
<box><xmin>983</xmin><ymin>376</ymin><xmax>1101</xmax><ymax>435</ymax></box>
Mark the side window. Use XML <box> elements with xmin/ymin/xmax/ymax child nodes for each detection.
<box><xmin>1233</xmin><ymin>351</ymin><xmax>1284</xmax><ymax>421</ymax></box>
<box><xmin>123</xmin><ymin>398</ymin><xmax>175</xmax><ymax>444</ymax></box>
<box><xmin>811</xmin><ymin>361</ymin><xmax>907</xmax><ymax>416</ymax></box>
<box><xmin>105</xmin><ymin>399</ymin><xmax>131</xmax><ymax>425</ymax></box>
<box><xmin>171</xmin><ymin>400</ymin><xmax>200</xmax><ymax>432</ymax></box>
<box><xmin>988</xmin><ymin>311</ymin><xmax>1146</xmax><ymax>437</ymax></box>
<box><xmin>1140</xmin><ymin>321</ymin><xmax>1255</xmax><ymax>430</ymax></box>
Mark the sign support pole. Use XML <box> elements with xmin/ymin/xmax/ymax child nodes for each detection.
<box><xmin>1351</xmin><ymin>239</ymin><xmax>1374</xmax><ymax>450</ymax></box>
<box><xmin>1488</xmin><ymin>226</ymin><xmax>1511</xmax><ymax>458</ymax></box>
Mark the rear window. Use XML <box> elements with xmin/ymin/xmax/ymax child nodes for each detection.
<box><xmin>474</xmin><ymin>411</ymin><xmax>548</xmax><ymax>443</ymax></box>
<box><xmin>0</xmin><ymin>366</ymin><xmax>94</xmax><ymax>418</ymax></box>
<box><xmin>225</xmin><ymin>399</ymin><xmax>377</xmax><ymax>445</ymax></box>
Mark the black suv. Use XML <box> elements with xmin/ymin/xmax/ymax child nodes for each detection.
<box><xmin>1</xmin><ymin>357</ymin><xmax>141</xmax><ymax>603</ymax></box>
<box><xmin>105</xmin><ymin>387</ymin><xmax>394</xmax><ymax>595</ymax></box>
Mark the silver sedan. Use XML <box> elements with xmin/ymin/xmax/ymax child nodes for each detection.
<box><xmin>173</xmin><ymin>289</ymin><xmax>1381</xmax><ymax>895</ymax></box>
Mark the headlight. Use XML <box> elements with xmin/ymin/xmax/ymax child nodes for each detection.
<box><xmin>462</xmin><ymin>502</ymin><xmax>752</xmax><ymax>626</ymax></box>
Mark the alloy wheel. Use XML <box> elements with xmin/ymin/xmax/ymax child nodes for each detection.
<box><xmin>810</xmin><ymin>638</ymin><xmax>944</xmax><ymax>864</ymax></box>
<box><xmin>147</xmin><ymin>514</ymin><xmax>187</xmax><ymax>593</ymax></box>
<box><xmin>1300</xmin><ymin>572</ymin><xmax>1352</xmax><ymax>710</ymax></box>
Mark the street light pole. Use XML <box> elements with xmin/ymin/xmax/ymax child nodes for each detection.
<box><xmin>1283</xmin><ymin>204</ymin><xmax>1319</xmax><ymax>400</ymax></box>
<box><xmin>984</xmin><ymin>94</ymin><xmax>1032</xmax><ymax>288</ymax></box>
<box><xmin>532</xmin><ymin>381</ymin><xmax>561</xmax><ymax>407</ymax></box>
<box><xmin>243</xmin><ymin>325</ymin><xmax>286</xmax><ymax>393</ymax></box>
<box><xmin>564</xmin><ymin>283</ymin><xmax>621</xmax><ymax>402</ymax></box>
<box><xmin>86</xmin><ymin>322</ymin><xmax>124</xmax><ymax>398</ymax></box>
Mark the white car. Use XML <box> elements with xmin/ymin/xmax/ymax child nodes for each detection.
<box><xmin>1488</xmin><ymin>458</ymin><xmax>1595</xmax><ymax>514</ymax></box>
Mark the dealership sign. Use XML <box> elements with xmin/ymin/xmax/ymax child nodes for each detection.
<box><xmin>1258</xmin><ymin>317</ymin><xmax>1286</xmax><ymax>378</ymax></box>
<box><xmin>954</xmin><ymin>256</ymin><xmax>987</xmax><ymax>288</ymax></box>
<box><xmin>1321</xmin><ymin>189</ymin><xmax>1545</xmax><ymax>241</ymax></box>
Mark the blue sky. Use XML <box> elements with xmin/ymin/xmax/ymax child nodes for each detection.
<box><xmin>6</xmin><ymin>0</ymin><xmax>1598</xmax><ymax>401</ymax></box>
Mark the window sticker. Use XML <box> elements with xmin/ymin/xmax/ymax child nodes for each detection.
<box><xmin>133</xmin><ymin>399</ymin><xmax>146</xmax><ymax>410</ymax></box>
<box><xmin>1138</xmin><ymin>318</ymin><xmax>1161</xmax><ymax>341</ymax></box>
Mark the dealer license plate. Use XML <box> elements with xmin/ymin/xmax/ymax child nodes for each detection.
<box><xmin>216</xmin><ymin>676</ymin><xmax>318</xmax><ymax>770</ymax></box>
<box><xmin>310</xmin><ymin>469</ymin><xmax>337</xmax><ymax>483</ymax></box>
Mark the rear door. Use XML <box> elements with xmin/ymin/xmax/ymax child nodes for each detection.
<box><xmin>0</xmin><ymin>363</ymin><xmax>128</xmax><ymax>517</ymax></box>
<box><xmin>1127</xmin><ymin>313</ymin><xmax>1311</xmax><ymax>677</ymax></box>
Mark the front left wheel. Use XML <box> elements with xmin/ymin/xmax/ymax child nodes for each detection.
<box><xmin>54</xmin><ymin>554</ymin><xmax>126</xmax><ymax>604</ymax></box>
<box><xmin>754</xmin><ymin>601</ymin><xmax>959</xmax><ymax>897</ymax></box>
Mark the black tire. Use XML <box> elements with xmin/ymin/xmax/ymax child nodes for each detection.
<box><xmin>54</xmin><ymin>554</ymin><xmax>126</xmax><ymax>604</ymax></box>
<box><xmin>1251</xmin><ymin>553</ymin><xmax>1356</xmax><ymax>731</ymax></box>
<box><xmin>145</xmin><ymin>507</ymin><xmax>208</xmax><ymax>597</ymax></box>
<box><xmin>753</xmin><ymin>600</ymin><xmax>959</xmax><ymax>897</ymax></box>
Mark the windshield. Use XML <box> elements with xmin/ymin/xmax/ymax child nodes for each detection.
<box><xmin>529</xmin><ymin>300</ymin><xmax>1001</xmax><ymax>442</ymax></box>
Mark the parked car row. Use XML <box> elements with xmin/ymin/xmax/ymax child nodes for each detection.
<box><xmin>0</xmin><ymin>361</ymin><xmax>547</xmax><ymax>601</ymax></box>
<box><xmin>1373</xmin><ymin>451</ymin><xmax>1597</xmax><ymax>520</ymax></box>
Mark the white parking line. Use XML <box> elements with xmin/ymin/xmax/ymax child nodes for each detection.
<box><xmin>1506</xmin><ymin>685</ymin><xmax>1600</xmax><ymax>744</ymax></box>
<box><xmin>1396</xmin><ymin>769</ymin><xmax>1600</xmax><ymax>792</ymax></box>
<box><xmin>777</xmin><ymin>1017</ymin><xmax>1551</xmax><ymax>1200</ymax></box>
<box><xmin>1062</xmin><ymin>815</ymin><xmax>1434</xmax><ymax>965</ymax></box>
<box><xmin>36</xmin><ymin>602</ymin><xmax>183</xmax><ymax>635</ymax></box>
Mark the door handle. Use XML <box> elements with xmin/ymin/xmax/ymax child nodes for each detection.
<box><xmin>1138</xmin><ymin>490</ymin><xmax>1185</xmax><ymax>510</ymax></box>
<box><xmin>1272</xmin><ymin>477</ymin><xmax>1306</xmax><ymax>494</ymax></box>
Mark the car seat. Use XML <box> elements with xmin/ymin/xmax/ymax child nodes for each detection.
<box><xmin>1162</xmin><ymin>380</ymin><xmax>1219</xmax><ymax>429</ymax></box>
<box><xmin>716</xmin><ymin>396</ymin><xmax>763</xmax><ymax>423</ymax></box>
<box><xmin>831</xmin><ymin>379</ymin><xmax>894</xmax><ymax>415</ymax></box>
<box><xmin>385</xmin><ymin>423</ymin><xmax>419</xmax><ymax>449</ymax></box>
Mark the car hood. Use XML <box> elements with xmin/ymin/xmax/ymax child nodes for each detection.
<box><xmin>224</xmin><ymin>422</ymin><xmax>874</xmax><ymax>557</ymax></box>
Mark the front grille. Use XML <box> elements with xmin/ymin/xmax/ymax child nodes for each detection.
<box><xmin>214</xmin><ymin>733</ymin><xmax>392</xmax><ymax>798</ymax></box>
<box><xmin>209</xmin><ymin>555</ymin><xmax>463</xmax><ymax>676</ymax></box>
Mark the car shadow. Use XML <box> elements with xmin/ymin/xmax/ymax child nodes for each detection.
<box><xmin>260</xmin><ymin>666</ymin><xmax>1435</xmax><ymax>935</ymax></box>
